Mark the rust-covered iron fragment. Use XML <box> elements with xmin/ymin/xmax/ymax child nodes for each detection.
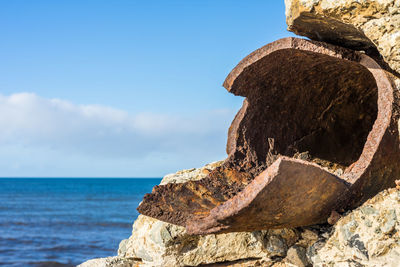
<box><xmin>137</xmin><ymin>166</ymin><xmax>253</xmax><ymax>226</ymax></box>
<box><xmin>186</xmin><ymin>157</ymin><xmax>350</xmax><ymax>234</ymax></box>
<box><xmin>138</xmin><ymin>37</ymin><xmax>400</xmax><ymax>234</ymax></box>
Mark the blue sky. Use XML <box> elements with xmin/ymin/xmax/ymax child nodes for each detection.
<box><xmin>0</xmin><ymin>1</ymin><xmax>295</xmax><ymax>177</ymax></box>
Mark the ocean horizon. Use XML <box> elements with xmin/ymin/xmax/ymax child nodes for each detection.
<box><xmin>1</xmin><ymin>177</ymin><xmax>161</xmax><ymax>179</ymax></box>
<box><xmin>0</xmin><ymin>178</ymin><xmax>161</xmax><ymax>267</ymax></box>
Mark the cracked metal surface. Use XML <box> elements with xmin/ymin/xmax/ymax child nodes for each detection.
<box><xmin>137</xmin><ymin>37</ymin><xmax>400</xmax><ymax>234</ymax></box>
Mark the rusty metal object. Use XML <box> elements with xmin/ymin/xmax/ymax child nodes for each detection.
<box><xmin>137</xmin><ymin>166</ymin><xmax>253</xmax><ymax>226</ymax></box>
<box><xmin>138</xmin><ymin>37</ymin><xmax>400</xmax><ymax>234</ymax></box>
<box><xmin>186</xmin><ymin>157</ymin><xmax>350</xmax><ymax>234</ymax></box>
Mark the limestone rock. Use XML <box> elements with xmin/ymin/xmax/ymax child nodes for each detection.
<box><xmin>160</xmin><ymin>160</ymin><xmax>224</xmax><ymax>185</ymax></box>
<box><xmin>285</xmin><ymin>245</ymin><xmax>309</xmax><ymax>267</ymax></box>
<box><xmin>285</xmin><ymin>0</ymin><xmax>400</xmax><ymax>74</ymax></box>
<box><xmin>77</xmin><ymin>256</ymin><xmax>140</xmax><ymax>267</ymax></box>
<box><xmin>122</xmin><ymin>214</ymin><xmax>280</xmax><ymax>266</ymax></box>
<box><xmin>311</xmin><ymin>188</ymin><xmax>400</xmax><ymax>266</ymax></box>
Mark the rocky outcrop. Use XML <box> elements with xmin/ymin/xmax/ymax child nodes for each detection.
<box><xmin>311</xmin><ymin>188</ymin><xmax>400</xmax><ymax>266</ymax></box>
<box><xmin>120</xmin><ymin>214</ymin><xmax>291</xmax><ymax>266</ymax></box>
<box><xmin>78</xmin><ymin>257</ymin><xmax>139</xmax><ymax>267</ymax></box>
<box><xmin>285</xmin><ymin>0</ymin><xmax>400</xmax><ymax>74</ymax></box>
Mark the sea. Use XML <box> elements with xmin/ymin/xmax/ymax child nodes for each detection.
<box><xmin>0</xmin><ymin>178</ymin><xmax>161</xmax><ymax>267</ymax></box>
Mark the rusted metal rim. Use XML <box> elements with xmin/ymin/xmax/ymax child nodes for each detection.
<box><xmin>186</xmin><ymin>157</ymin><xmax>350</xmax><ymax>234</ymax></box>
<box><xmin>342</xmin><ymin>55</ymin><xmax>392</xmax><ymax>184</ymax></box>
<box><xmin>185</xmin><ymin>38</ymin><xmax>400</xmax><ymax>234</ymax></box>
<box><xmin>138</xmin><ymin>38</ymin><xmax>400</xmax><ymax>235</ymax></box>
<box><xmin>224</xmin><ymin>37</ymin><xmax>393</xmax><ymax>187</ymax></box>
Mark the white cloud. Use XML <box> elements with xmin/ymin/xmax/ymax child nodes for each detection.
<box><xmin>0</xmin><ymin>93</ymin><xmax>238</xmax><ymax>177</ymax></box>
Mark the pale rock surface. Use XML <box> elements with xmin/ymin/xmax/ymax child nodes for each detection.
<box><xmin>286</xmin><ymin>246</ymin><xmax>309</xmax><ymax>266</ymax></box>
<box><xmin>159</xmin><ymin>160</ymin><xmax>223</xmax><ymax>185</ymax></box>
<box><xmin>77</xmin><ymin>256</ymin><xmax>139</xmax><ymax>267</ymax></box>
<box><xmin>285</xmin><ymin>0</ymin><xmax>400</xmax><ymax>74</ymax></box>
<box><xmin>121</xmin><ymin>214</ymin><xmax>289</xmax><ymax>266</ymax></box>
<box><xmin>311</xmin><ymin>188</ymin><xmax>400</xmax><ymax>266</ymax></box>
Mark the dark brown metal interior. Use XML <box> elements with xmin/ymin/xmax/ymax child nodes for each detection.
<box><xmin>225</xmin><ymin>48</ymin><xmax>378</xmax><ymax>181</ymax></box>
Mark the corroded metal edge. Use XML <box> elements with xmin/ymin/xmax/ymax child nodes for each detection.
<box><xmin>223</xmin><ymin>37</ymin><xmax>362</xmax><ymax>96</ymax></box>
<box><xmin>223</xmin><ymin>37</ymin><xmax>398</xmax><ymax>195</ymax></box>
<box><xmin>344</xmin><ymin>54</ymin><xmax>400</xmax><ymax>208</ymax></box>
<box><xmin>186</xmin><ymin>38</ymin><xmax>399</xmax><ymax>234</ymax></box>
<box><xmin>186</xmin><ymin>157</ymin><xmax>350</xmax><ymax>234</ymax></box>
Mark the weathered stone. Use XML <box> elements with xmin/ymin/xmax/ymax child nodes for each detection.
<box><xmin>160</xmin><ymin>161</ymin><xmax>224</xmax><ymax>185</ymax></box>
<box><xmin>265</xmin><ymin>235</ymin><xmax>288</xmax><ymax>257</ymax></box>
<box><xmin>124</xmin><ymin>216</ymin><xmax>272</xmax><ymax>266</ymax></box>
<box><xmin>306</xmin><ymin>239</ymin><xmax>326</xmax><ymax>264</ymax></box>
<box><xmin>199</xmin><ymin>258</ymin><xmax>276</xmax><ymax>267</ymax></box>
<box><xmin>285</xmin><ymin>245</ymin><xmax>309</xmax><ymax>267</ymax></box>
<box><xmin>381</xmin><ymin>209</ymin><xmax>397</xmax><ymax>234</ymax></box>
<box><xmin>285</xmin><ymin>0</ymin><xmax>400</xmax><ymax>74</ymax></box>
<box><xmin>118</xmin><ymin>239</ymin><xmax>128</xmax><ymax>256</ymax></box>
<box><xmin>77</xmin><ymin>257</ymin><xmax>140</xmax><ymax>267</ymax></box>
<box><xmin>296</xmin><ymin>229</ymin><xmax>319</xmax><ymax>248</ymax></box>
<box><xmin>311</xmin><ymin>188</ymin><xmax>400</xmax><ymax>266</ymax></box>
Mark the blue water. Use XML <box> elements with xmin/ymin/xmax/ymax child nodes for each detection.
<box><xmin>0</xmin><ymin>178</ymin><xmax>161</xmax><ymax>267</ymax></box>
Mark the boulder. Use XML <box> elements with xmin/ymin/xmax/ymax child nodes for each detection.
<box><xmin>311</xmin><ymin>188</ymin><xmax>400</xmax><ymax>266</ymax></box>
<box><xmin>285</xmin><ymin>0</ymin><xmax>400</xmax><ymax>74</ymax></box>
<box><xmin>77</xmin><ymin>257</ymin><xmax>139</xmax><ymax>267</ymax></box>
